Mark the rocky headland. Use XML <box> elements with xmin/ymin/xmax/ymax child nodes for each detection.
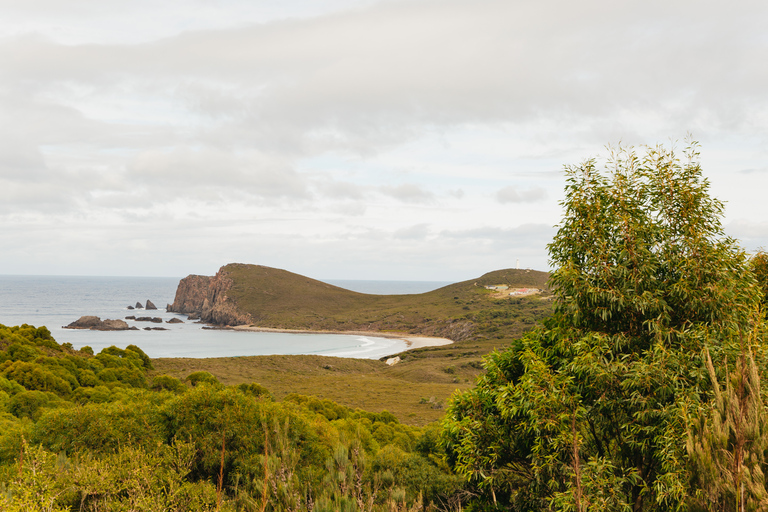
<box><xmin>166</xmin><ymin>263</ymin><xmax>551</xmax><ymax>341</ymax></box>
<box><xmin>167</xmin><ymin>267</ymin><xmax>253</xmax><ymax>326</ymax></box>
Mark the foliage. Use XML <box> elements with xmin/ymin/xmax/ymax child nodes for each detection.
<box><xmin>442</xmin><ymin>142</ymin><xmax>765</xmax><ymax>510</ymax></box>
<box><xmin>186</xmin><ymin>370</ymin><xmax>220</xmax><ymax>387</ymax></box>
<box><xmin>152</xmin><ymin>374</ymin><xmax>187</xmax><ymax>393</ymax></box>
<box><xmin>687</xmin><ymin>345</ymin><xmax>768</xmax><ymax>511</ymax></box>
<box><xmin>749</xmin><ymin>251</ymin><xmax>768</xmax><ymax>308</ymax></box>
<box><xmin>0</xmin><ymin>322</ymin><xmax>462</xmax><ymax>511</ymax></box>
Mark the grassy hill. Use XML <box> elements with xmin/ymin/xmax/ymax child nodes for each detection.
<box><xmin>223</xmin><ymin>263</ymin><xmax>552</xmax><ymax>340</ymax></box>
<box><xmin>153</xmin><ymin>265</ymin><xmax>554</xmax><ymax>425</ymax></box>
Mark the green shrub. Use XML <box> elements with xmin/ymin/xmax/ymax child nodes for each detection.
<box><xmin>152</xmin><ymin>375</ymin><xmax>186</xmax><ymax>393</ymax></box>
<box><xmin>236</xmin><ymin>382</ymin><xmax>274</xmax><ymax>401</ymax></box>
<box><xmin>2</xmin><ymin>361</ymin><xmax>73</xmax><ymax>396</ymax></box>
<box><xmin>185</xmin><ymin>371</ymin><xmax>219</xmax><ymax>387</ymax></box>
<box><xmin>32</xmin><ymin>400</ymin><xmax>165</xmax><ymax>454</ymax></box>
<box><xmin>8</xmin><ymin>390</ymin><xmax>62</xmax><ymax>420</ymax></box>
<box><xmin>6</xmin><ymin>343</ymin><xmax>38</xmax><ymax>362</ymax></box>
<box><xmin>125</xmin><ymin>344</ymin><xmax>153</xmax><ymax>370</ymax></box>
<box><xmin>0</xmin><ymin>377</ymin><xmax>23</xmax><ymax>396</ymax></box>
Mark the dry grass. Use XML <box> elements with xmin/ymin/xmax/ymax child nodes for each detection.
<box><xmin>151</xmin><ymin>334</ymin><xmax>525</xmax><ymax>426</ymax></box>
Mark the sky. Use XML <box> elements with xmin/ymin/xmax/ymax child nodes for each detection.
<box><xmin>1</xmin><ymin>0</ymin><xmax>767</xmax><ymax>281</ymax></box>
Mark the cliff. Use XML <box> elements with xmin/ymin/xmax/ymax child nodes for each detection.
<box><xmin>167</xmin><ymin>275</ymin><xmax>211</xmax><ymax>315</ymax></box>
<box><xmin>167</xmin><ymin>268</ymin><xmax>252</xmax><ymax>326</ymax></box>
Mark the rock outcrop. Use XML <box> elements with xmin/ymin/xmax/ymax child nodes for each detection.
<box><xmin>166</xmin><ymin>318</ymin><xmax>184</xmax><ymax>324</ymax></box>
<box><xmin>134</xmin><ymin>317</ymin><xmax>163</xmax><ymax>323</ymax></box>
<box><xmin>64</xmin><ymin>316</ymin><xmax>137</xmax><ymax>331</ymax></box>
<box><xmin>135</xmin><ymin>302</ymin><xmax>143</xmax><ymax>309</ymax></box>
<box><xmin>146</xmin><ymin>300</ymin><xmax>157</xmax><ymax>310</ymax></box>
<box><xmin>168</xmin><ymin>268</ymin><xmax>252</xmax><ymax>326</ymax></box>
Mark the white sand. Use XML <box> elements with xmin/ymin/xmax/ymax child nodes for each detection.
<box><xmin>230</xmin><ymin>325</ymin><xmax>453</xmax><ymax>352</ymax></box>
<box><xmin>400</xmin><ymin>336</ymin><xmax>453</xmax><ymax>349</ymax></box>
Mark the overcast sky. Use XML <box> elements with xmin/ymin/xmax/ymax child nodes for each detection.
<box><xmin>1</xmin><ymin>0</ymin><xmax>767</xmax><ymax>281</ymax></box>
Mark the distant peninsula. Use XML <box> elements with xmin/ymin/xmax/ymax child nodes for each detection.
<box><xmin>167</xmin><ymin>263</ymin><xmax>551</xmax><ymax>341</ymax></box>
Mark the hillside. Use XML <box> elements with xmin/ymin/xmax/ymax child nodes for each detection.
<box><xmin>169</xmin><ymin>263</ymin><xmax>552</xmax><ymax>341</ymax></box>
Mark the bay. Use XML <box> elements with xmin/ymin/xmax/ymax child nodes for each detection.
<box><xmin>0</xmin><ymin>275</ymin><xmax>452</xmax><ymax>359</ymax></box>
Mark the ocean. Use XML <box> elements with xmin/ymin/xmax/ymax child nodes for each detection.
<box><xmin>0</xmin><ymin>275</ymin><xmax>453</xmax><ymax>359</ymax></box>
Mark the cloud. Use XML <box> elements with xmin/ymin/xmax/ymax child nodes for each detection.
<box><xmin>129</xmin><ymin>148</ymin><xmax>310</xmax><ymax>201</ymax></box>
<box><xmin>378</xmin><ymin>183</ymin><xmax>434</xmax><ymax>204</ymax></box>
<box><xmin>726</xmin><ymin>219</ymin><xmax>768</xmax><ymax>241</ymax></box>
<box><xmin>2</xmin><ymin>0</ymin><xmax>766</xmax><ymax>158</ymax></box>
<box><xmin>0</xmin><ymin>0</ymin><xmax>765</xmax><ymax>278</ymax></box>
<box><xmin>313</xmin><ymin>178</ymin><xmax>365</xmax><ymax>200</ymax></box>
<box><xmin>393</xmin><ymin>223</ymin><xmax>430</xmax><ymax>240</ymax></box>
<box><xmin>495</xmin><ymin>186</ymin><xmax>547</xmax><ymax>204</ymax></box>
<box><xmin>441</xmin><ymin>224</ymin><xmax>555</xmax><ymax>242</ymax></box>
<box><xmin>739</xmin><ymin>167</ymin><xmax>768</xmax><ymax>175</ymax></box>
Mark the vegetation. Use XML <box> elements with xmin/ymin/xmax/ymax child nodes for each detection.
<box><xmin>0</xmin><ymin>322</ymin><xmax>469</xmax><ymax>511</ymax></box>
<box><xmin>150</xmin><ymin>324</ymin><xmax>547</xmax><ymax>427</ymax></box>
<box><xmin>224</xmin><ymin>265</ymin><xmax>551</xmax><ymax>341</ymax></box>
<box><xmin>749</xmin><ymin>250</ymin><xmax>768</xmax><ymax>308</ymax></box>
<box><xmin>442</xmin><ymin>142</ymin><xmax>768</xmax><ymax>510</ymax></box>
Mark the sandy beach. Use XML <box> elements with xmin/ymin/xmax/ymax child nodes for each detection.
<box><xmin>230</xmin><ymin>325</ymin><xmax>453</xmax><ymax>351</ymax></box>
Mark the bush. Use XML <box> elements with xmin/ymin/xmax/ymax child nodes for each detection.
<box><xmin>185</xmin><ymin>371</ymin><xmax>219</xmax><ymax>387</ymax></box>
<box><xmin>32</xmin><ymin>399</ymin><xmax>165</xmax><ymax>454</ymax></box>
<box><xmin>152</xmin><ymin>375</ymin><xmax>186</xmax><ymax>393</ymax></box>
<box><xmin>8</xmin><ymin>390</ymin><xmax>61</xmax><ymax>420</ymax></box>
<box><xmin>236</xmin><ymin>382</ymin><xmax>274</xmax><ymax>401</ymax></box>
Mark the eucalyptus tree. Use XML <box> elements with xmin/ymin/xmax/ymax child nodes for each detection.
<box><xmin>442</xmin><ymin>142</ymin><xmax>765</xmax><ymax>511</ymax></box>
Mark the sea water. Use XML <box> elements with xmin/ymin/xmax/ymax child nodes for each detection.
<box><xmin>0</xmin><ymin>275</ymin><xmax>452</xmax><ymax>359</ymax></box>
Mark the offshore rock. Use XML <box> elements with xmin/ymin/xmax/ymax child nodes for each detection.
<box><xmin>146</xmin><ymin>300</ymin><xmax>157</xmax><ymax>310</ymax></box>
<box><xmin>134</xmin><ymin>317</ymin><xmax>163</xmax><ymax>323</ymax></box>
<box><xmin>168</xmin><ymin>267</ymin><xmax>252</xmax><ymax>326</ymax></box>
<box><xmin>135</xmin><ymin>302</ymin><xmax>144</xmax><ymax>309</ymax></box>
<box><xmin>64</xmin><ymin>316</ymin><xmax>133</xmax><ymax>331</ymax></box>
<box><xmin>166</xmin><ymin>318</ymin><xmax>184</xmax><ymax>324</ymax></box>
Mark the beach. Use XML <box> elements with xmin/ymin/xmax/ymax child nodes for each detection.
<box><xmin>230</xmin><ymin>325</ymin><xmax>453</xmax><ymax>351</ymax></box>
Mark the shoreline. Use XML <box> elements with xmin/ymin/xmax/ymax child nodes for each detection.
<box><xmin>229</xmin><ymin>325</ymin><xmax>454</xmax><ymax>351</ymax></box>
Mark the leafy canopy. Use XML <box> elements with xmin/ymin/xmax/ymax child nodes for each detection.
<box><xmin>442</xmin><ymin>141</ymin><xmax>763</xmax><ymax>511</ymax></box>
